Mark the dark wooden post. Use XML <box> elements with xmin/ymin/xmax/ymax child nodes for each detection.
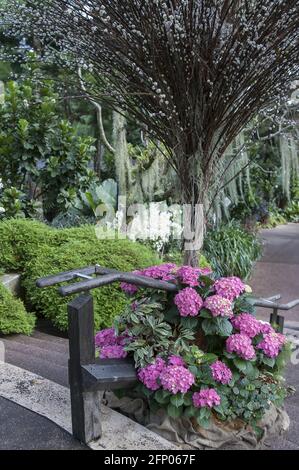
<box><xmin>270</xmin><ymin>307</ymin><xmax>284</xmax><ymax>333</ymax></box>
<box><xmin>68</xmin><ymin>294</ymin><xmax>102</xmax><ymax>443</ymax></box>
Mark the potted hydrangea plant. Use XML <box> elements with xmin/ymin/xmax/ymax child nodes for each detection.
<box><xmin>95</xmin><ymin>264</ymin><xmax>291</xmax><ymax>447</ymax></box>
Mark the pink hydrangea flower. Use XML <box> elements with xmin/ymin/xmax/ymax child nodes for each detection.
<box><xmin>160</xmin><ymin>365</ymin><xmax>195</xmax><ymax>394</ymax></box>
<box><xmin>142</xmin><ymin>264</ymin><xmax>176</xmax><ymax>281</ymax></box>
<box><xmin>120</xmin><ymin>270</ymin><xmax>143</xmax><ymax>295</ymax></box>
<box><xmin>200</xmin><ymin>267</ymin><xmax>213</xmax><ymax>276</ymax></box>
<box><xmin>226</xmin><ymin>333</ymin><xmax>256</xmax><ymax>360</ymax></box>
<box><xmin>193</xmin><ymin>389</ymin><xmax>221</xmax><ymax>408</ymax></box>
<box><xmin>214</xmin><ymin>277</ymin><xmax>245</xmax><ymax>301</ymax></box>
<box><xmin>100</xmin><ymin>344</ymin><xmax>127</xmax><ymax>359</ymax></box>
<box><xmin>120</xmin><ymin>282</ymin><xmax>139</xmax><ymax>295</ymax></box>
<box><xmin>259</xmin><ymin>322</ymin><xmax>275</xmax><ymax>335</ymax></box>
<box><xmin>175</xmin><ymin>266</ymin><xmax>213</xmax><ymax>287</ymax></box>
<box><xmin>204</xmin><ymin>295</ymin><xmax>233</xmax><ymax>318</ymax></box>
<box><xmin>210</xmin><ymin>360</ymin><xmax>232</xmax><ymax>384</ymax></box>
<box><xmin>257</xmin><ymin>332</ymin><xmax>287</xmax><ymax>358</ymax></box>
<box><xmin>95</xmin><ymin>328</ymin><xmax>118</xmax><ymax>348</ymax></box>
<box><xmin>168</xmin><ymin>355</ymin><xmax>186</xmax><ymax>367</ymax></box>
<box><xmin>231</xmin><ymin>313</ymin><xmax>262</xmax><ymax>338</ymax></box>
<box><xmin>174</xmin><ymin>287</ymin><xmax>203</xmax><ymax>317</ymax></box>
<box><xmin>138</xmin><ymin>357</ymin><xmax>166</xmax><ymax>391</ymax></box>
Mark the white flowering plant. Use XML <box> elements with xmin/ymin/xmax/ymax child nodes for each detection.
<box><xmin>95</xmin><ymin>264</ymin><xmax>291</xmax><ymax>432</ymax></box>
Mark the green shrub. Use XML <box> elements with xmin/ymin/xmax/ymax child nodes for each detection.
<box><xmin>0</xmin><ymin>284</ymin><xmax>35</xmax><ymax>335</ymax></box>
<box><xmin>284</xmin><ymin>201</ymin><xmax>299</xmax><ymax>223</ymax></box>
<box><xmin>203</xmin><ymin>221</ymin><xmax>262</xmax><ymax>280</ymax></box>
<box><xmin>0</xmin><ymin>218</ymin><xmax>54</xmax><ymax>271</ymax></box>
<box><xmin>0</xmin><ymin>218</ymin><xmax>159</xmax><ymax>331</ymax></box>
<box><xmin>0</xmin><ymin>218</ymin><xmax>124</xmax><ymax>272</ymax></box>
<box><xmin>23</xmin><ymin>238</ymin><xmax>159</xmax><ymax>332</ymax></box>
<box><xmin>164</xmin><ymin>250</ymin><xmax>210</xmax><ymax>268</ymax></box>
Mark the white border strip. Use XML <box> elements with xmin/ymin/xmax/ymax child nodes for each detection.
<box><xmin>0</xmin><ymin>362</ymin><xmax>177</xmax><ymax>450</ymax></box>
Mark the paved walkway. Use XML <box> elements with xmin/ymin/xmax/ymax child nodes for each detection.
<box><xmin>0</xmin><ymin>223</ymin><xmax>298</xmax><ymax>450</ymax></box>
<box><xmin>251</xmin><ymin>223</ymin><xmax>299</xmax><ymax>323</ymax></box>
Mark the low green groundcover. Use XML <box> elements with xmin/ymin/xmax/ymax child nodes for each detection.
<box><xmin>0</xmin><ymin>219</ymin><xmax>160</xmax><ymax>331</ymax></box>
<box><xmin>0</xmin><ymin>283</ymin><xmax>35</xmax><ymax>335</ymax></box>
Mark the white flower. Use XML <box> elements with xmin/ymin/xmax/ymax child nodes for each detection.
<box><xmin>0</xmin><ymin>207</ymin><xmax>6</xmax><ymax>214</ymax></box>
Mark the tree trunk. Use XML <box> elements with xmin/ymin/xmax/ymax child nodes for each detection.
<box><xmin>180</xmin><ymin>153</ymin><xmax>206</xmax><ymax>266</ymax></box>
<box><xmin>113</xmin><ymin>111</ymin><xmax>128</xmax><ymax>198</ymax></box>
<box><xmin>182</xmin><ymin>199</ymin><xmax>205</xmax><ymax>266</ymax></box>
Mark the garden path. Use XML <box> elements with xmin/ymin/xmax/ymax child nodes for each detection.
<box><xmin>251</xmin><ymin>222</ymin><xmax>299</xmax><ymax>450</ymax></box>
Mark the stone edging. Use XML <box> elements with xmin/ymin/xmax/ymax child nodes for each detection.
<box><xmin>0</xmin><ymin>361</ymin><xmax>178</xmax><ymax>451</ymax></box>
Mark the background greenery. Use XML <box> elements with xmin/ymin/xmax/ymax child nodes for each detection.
<box><xmin>0</xmin><ymin>15</ymin><xmax>297</xmax><ymax>334</ymax></box>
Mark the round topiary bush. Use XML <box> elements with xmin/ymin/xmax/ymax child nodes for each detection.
<box><xmin>23</xmin><ymin>237</ymin><xmax>159</xmax><ymax>331</ymax></box>
<box><xmin>0</xmin><ymin>283</ymin><xmax>35</xmax><ymax>335</ymax></box>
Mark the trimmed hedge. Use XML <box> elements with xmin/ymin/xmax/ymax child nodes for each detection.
<box><xmin>0</xmin><ymin>219</ymin><xmax>159</xmax><ymax>331</ymax></box>
<box><xmin>0</xmin><ymin>219</ymin><xmax>55</xmax><ymax>271</ymax></box>
<box><xmin>0</xmin><ymin>284</ymin><xmax>35</xmax><ymax>335</ymax></box>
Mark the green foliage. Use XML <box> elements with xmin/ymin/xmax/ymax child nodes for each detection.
<box><xmin>283</xmin><ymin>201</ymin><xmax>299</xmax><ymax>223</ymax></box>
<box><xmin>0</xmin><ymin>187</ymin><xmax>26</xmax><ymax>218</ymax></box>
<box><xmin>164</xmin><ymin>251</ymin><xmax>210</xmax><ymax>268</ymax></box>
<box><xmin>215</xmin><ymin>376</ymin><xmax>287</xmax><ymax>425</ymax></box>
<box><xmin>0</xmin><ymin>218</ymin><xmax>55</xmax><ymax>271</ymax></box>
<box><xmin>257</xmin><ymin>208</ymin><xmax>287</xmax><ymax>229</ymax></box>
<box><xmin>203</xmin><ymin>221</ymin><xmax>262</xmax><ymax>280</ymax></box>
<box><xmin>52</xmin><ymin>179</ymin><xmax>118</xmax><ymax>228</ymax></box>
<box><xmin>117</xmin><ymin>295</ymin><xmax>195</xmax><ymax>368</ymax></box>
<box><xmin>0</xmin><ymin>57</ymin><xmax>97</xmax><ymax>220</ymax></box>
<box><xmin>0</xmin><ymin>283</ymin><xmax>35</xmax><ymax>335</ymax></box>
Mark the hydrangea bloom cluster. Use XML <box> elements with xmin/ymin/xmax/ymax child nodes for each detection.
<box><xmin>259</xmin><ymin>322</ymin><xmax>275</xmax><ymax>335</ymax></box>
<box><xmin>176</xmin><ymin>266</ymin><xmax>201</xmax><ymax>287</ymax></box>
<box><xmin>210</xmin><ymin>361</ymin><xmax>232</xmax><ymax>385</ymax></box>
<box><xmin>168</xmin><ymin>355</ymin><xmax>186</xmax><ymax>367</ymax></box>
<box><xmin>160</xmin><ymin>365</ymin><xmax>195</xmax><ymax>394</ymax></box>
<box><xmin>175</xmin><ymin>266</ymin><xmax>213</xmax><ymax>287</ymax></box>
<box><xmin>231</xmin><ymin>313</ymin><xmax>262</xmax><ymax>338</ymax></box>
<box><xmin>141</xmin><ymin>263</ymin><xmax>176</xmax><ymax>281</ymax></box>
<box><xmin>100</xmin><ymin>345</ymin><xmax>127</xmax><ymax>359</ymax></box>
<box><xmin>204</xmin><ymin>295</ymin><xmax>233</xmax><ymax>318</ymax></box>
<box><xmin>138</xmin><ymin>357</ymin><xmax>166</xmax><ymax>391</ymax></box>
<box><xmin>95</xmin><ymin>327</ymin><xmax>131</xmax><ymax>359</ymax></box>
<box><xmin>120</xmin><ymin>264</ymin><xmax>177</xmax><ymax>294</ymax></box>
<box><xmin>192</xmin><ymin>389</ymin><xmax>221</xmax><ymax>408</ymax></box>
<box><xmin>174</xmin><ymin>287</ymin><xmax>203</xmax><ymax>317</ymax></box>
<box><xmin>226</xmin><ymin>333</ymin><xmax>256</xmax><ymax>360</ymax></box>
<box><xmin>214</xmin><ymin>277</ymin><xmax>245</xmax><ymax>301</ymax></box>
<box><xmin>257</xmin><ymin>332</ymin><xmax>286</xmax><ymax>358</ymax></box>
<box><xmin>95</xmin><ymin>327</ymin><xmax>118</xmax><ymax>348</ymax></box>
<box><xmin>120</xmin><ymin>270</ymin><xmax>142</xmax><ymax>295</ymax></box>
